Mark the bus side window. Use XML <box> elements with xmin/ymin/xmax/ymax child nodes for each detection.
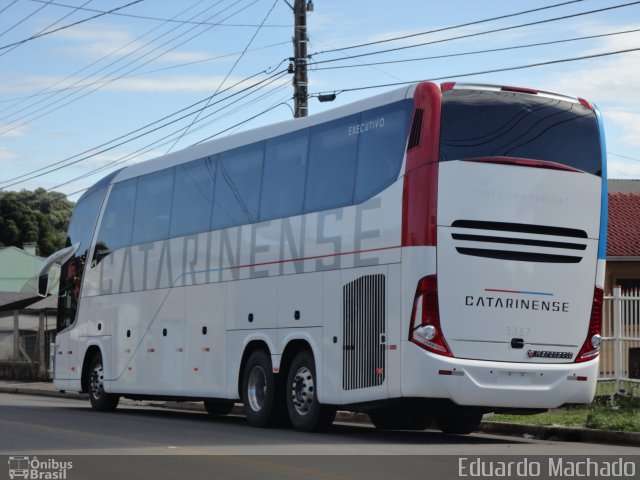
<box><xmin>132</xmin><ymin>168</ymin><xmax>175</xmax><ymax>245</ymax></box>
<box><xmin>212</xmin><ymin>143</ymin><xmax>264</xmax><ymax>230</ymax></box>
<box><xmin>354</xmin><ymin>101</ymin><xmax>412</xmax><ymax>203</ymax></box>
<box><xmin>260</xmin><ymin>129</ymin><xmax>308</xmax><ymax>221</ymax></box>
<box><xmin>170</xmin><ymin>157</ymin><xmax>216</xmax><ymax>237</ymax></box>
<box><xmin>96</xmin><ymin>178</ymin><xmax>136</xmax><ymax>254</ymax></box>
<box><xmin>304</xmin><ymin>114</ymin><xmax>359</xmax><ymax>213</ymax></box>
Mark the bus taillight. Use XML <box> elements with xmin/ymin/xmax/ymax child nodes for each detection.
<box><xmin>575</xmin><ymin>286</ymin><xmax>603</xmax><ymax>363</ymax></box>
<box><xmin>409</xmin><ymin>275</ymin><xmax>452</xmax><ymax>357</ymax></box>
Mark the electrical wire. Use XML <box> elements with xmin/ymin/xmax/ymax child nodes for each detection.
<box><xmin>0</xmin><ymin>1</ymin><xmax>20</xmax><ymax>18</ymax></box>
<box><xmin>0</xmin><ymin>69</ymin><xmax>288</xmax><ymax>190</ymax></box>
<box><xmin>0</xmin><ymin>0</ymin><xmax>143</xmax><ymax>49</ymax></box>
<box><xmin>309</xmin><ymin>1</ymin><xmax>640</xmax><ymax>66</ymax></box>
<box><xmin>46</xmin><ymin>71</ymin><xmax>291</xmax><ymax>191</ymax></box>
<box><xmin>309</xmin><ymin>0</ymin><xmax>586</xmax><ymax>57</ymax></box>
<box><xmin>0</xmin><ymin>0</ymin><xmax>54</xmax><ymax>39</ymax></box>
<box><xmin>0</xmin><ymin>0</ymin><xmax>208</xmax><ymax>108</ymax></box>
<box><xmin>166</xmin><ymin>0</ymin><xmax>279</xmax><ymax>153</ymax></box>
<box><xmin>0</xmin><ymin>0</ymin><xmax>95</xmax><ymax>58</ymax></box>
<box><xmin>309</xmin><ymin>47</ymin><xmax>640</xmax><ymax>97</ymax></box>
<box><xmin>0</xmin><ymin>0</ymin><xmax>261</xmax><ymax>136</ymax></box>
<box><xmin>28</xmin><ymin>0</ymin><xmax>291</xmax><ymax>27</ymax></box>
<box><xmin>310</xmin><ymin>28</ymin><xmax>640</xmax><ymax>71</ymax></box>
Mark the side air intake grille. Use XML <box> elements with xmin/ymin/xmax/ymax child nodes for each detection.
<box><xmin>451</xmin><ymin>220</ymin><xmax>588</xmax><ymax>264</ymax></box>
<box><xmin>342</xmin><ymin>274</ymin><xmax>386</xmax><ymax>391</ymax></box>
<box><xmin>407</xmin><ymin>108</ymin><xmax>423</xmax><ymax>150</ymax></box>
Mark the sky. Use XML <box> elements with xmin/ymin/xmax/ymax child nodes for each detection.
<box><xmin>0</xmin><ymin>0</ymin><xmax>639</xmax><ymax>201</ymax></box>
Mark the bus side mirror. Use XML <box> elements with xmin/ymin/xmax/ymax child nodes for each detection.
<box><xmin>38</xmin><ymin>242</ymin><xmax>81</xmax><ymax>297</ymax></box>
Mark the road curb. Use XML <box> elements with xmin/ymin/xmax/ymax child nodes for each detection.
<box><xmin>0</xmin><ymin>385</ymin><xmax>88</xmax><ymax>401</ymax></box>
<box><xmin>2</xmin><ymin>385</ymin><xmax>639</xmax><ymax>446</ymax></box>
<box><xmin>479</xmin><ymin>421</ymin><xmax>640</xmax><ymax>447</ymax></box>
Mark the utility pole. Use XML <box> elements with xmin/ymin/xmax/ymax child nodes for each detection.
<box><xmin>291</xmin><ymin>0</ymin><xmax>311</xmax><ymax>118</ymax></box>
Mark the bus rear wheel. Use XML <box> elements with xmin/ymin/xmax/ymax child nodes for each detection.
<box><xmin>241</xmin><ymin>349</ymin><xmax>284</xmax><ymax>427</ymax></box>
<box><xmin>88</xmin><ymin>353</ymin><xmax>119</xmax><ymax>412</ymax></box>
<box><xmin>286</xmin><ymin>351</ymin><xmax>336</xmax><ymax>432</ymax></box>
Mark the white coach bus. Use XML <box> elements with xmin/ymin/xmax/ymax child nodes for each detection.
<box><xmin>41</xmin><ymin>81</ymin><xmax>607</xmax><ymax>433</ymax></box>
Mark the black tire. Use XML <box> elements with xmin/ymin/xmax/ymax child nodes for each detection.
<box><xmin>369</xmin><ymin>408</ymin><xmax>432</xmax><ymax>431</ymax></box>
<box><xmin>286</xmin><ymin>350</ymin><xmax>336</xmax><ymax>432</ymax></box>
<box><xmin>204</xmin><ymin>400</ymin><xmax>235</xmax><ymax>416</ymax></box>
<box><xmin>88</xmin><ymin>353</ymin><xmax>119</xmax><ymax>412</ymax></box>
<box><xmin>435</xmin><ymin>412</ymin><xmax>483</xmax><ymax>434</ymax></box>
<box><xmin>241</xmin><ymin>349</ymin><xmax>284</xmax><ymax>427</ymax></box>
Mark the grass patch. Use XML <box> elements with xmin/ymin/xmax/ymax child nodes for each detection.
<box><xmin>489</xmin><ymin>402</ymin><xmax>640</xmax><ymax>432</ymax></box>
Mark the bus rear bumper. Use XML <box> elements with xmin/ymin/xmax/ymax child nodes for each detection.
<box><xmin>401</xmin><ymin>344</ymin><xmax>599</xmax><ymax>409</ymax></box>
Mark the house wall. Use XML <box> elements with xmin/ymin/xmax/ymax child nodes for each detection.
<box><xmin>605</xmin><ymin>261</ymin><xmax>640</xmax><ymax>294</ymax></box>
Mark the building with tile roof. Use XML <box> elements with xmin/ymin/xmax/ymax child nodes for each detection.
<box><xmin>606</xmin><ymin>180</ymin><xmax>640</xmax><ymax>293</ymax></box>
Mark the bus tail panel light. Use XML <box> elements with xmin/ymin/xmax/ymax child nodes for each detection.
<box><xmin>409</xmin><ymin>275</ymin><xmax>452</xmax><ymax>357</ymax></box>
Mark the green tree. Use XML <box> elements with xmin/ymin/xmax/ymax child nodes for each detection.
<box><xmin>0</xmin><ymin>188</ymin><xmax>74</xmax><ymax>257</ymax></box>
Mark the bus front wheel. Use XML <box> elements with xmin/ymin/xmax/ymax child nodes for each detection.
<box><xmin>286</xmin><ymin>351</ymin><xmax>336</xmax><ymax>432</ymax></box>
<box><xmin>87</xmin><ymin>353</ymin><xmax>119</xmax><ymax>412</ymax></box>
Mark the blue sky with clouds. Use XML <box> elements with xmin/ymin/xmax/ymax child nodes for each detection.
<box><xmin>1</xmin><ymin>0</ymin><xmax>639</xmax><ymax>200</ymax></box>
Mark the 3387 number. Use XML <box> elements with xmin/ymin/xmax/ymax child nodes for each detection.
<box><xmin>505</xmin><ymin>326</ymin><xmax>530</xmax><ymax>337</ymax></box>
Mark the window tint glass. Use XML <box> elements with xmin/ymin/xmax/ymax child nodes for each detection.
<box><xmin>132</xmin><ymin>168</ymin><xmax>175</xmax><ymax>244</ymax></box>
<box><xmin>260</xmin><ymin>130</ymin><xmax>308</xmax><ymax>220</ymax></box>
<box><xmin>67</xmin><ymin>186</ymin><xmax>107</xmax><ymax>259</ymax></box>
<box><xmin>96</xmin><ymin>178</ymin><xmax>136</xmax><ymax>252</ymax></box>
<box><xmin>305</xmin><ymin>114</ymin><xmax>359</xmax><ymax>212</ymax></box>
<box><xmin>212</xmin><ymin>143</ymin><xmax>264</xmax><ymax>229</ymax></box>
<box><xmin>355</xmin><ymin>100</ymin><xmax>412</xmax><ymax>202</ymax></box>
<box><xmin>170</xmin><ymin>157</ymin><xmax>216</xmax><ymax>237</ymax></box>
<box><xmin>439</xmin><ymin>89</ymin><xmax>602</xmax><ymax>175</ymax></box>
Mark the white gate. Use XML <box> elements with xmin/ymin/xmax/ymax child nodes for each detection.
<box><xmin>600</xmin><ymin>286</ymin><xmax>640</xmax><ymax>394</ymax></box>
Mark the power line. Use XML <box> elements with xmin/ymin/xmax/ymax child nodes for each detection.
<box><xmin>309</xmin><ymin>0</ymin><xmax>586</xmax><ymax>57</ymax></box>
<box><xmin>48</xmin><ymin>71</ymin><xmax>290</xmax><ymax>192</ymax></box>
<box><xmin>28</xmin><ymin>0</ymin><xmax>291</xmax><ymax>27</ymax></box>
<box><xmin>311</xmin><ymin>28</ymin><xmax>640</xmax><ymax>71</ymax></box>
<box><xmin>0</xmin><ymin>40</ymin><xmax>290</xmax><ymax>106</ymax></box>
<box><xmin>0</xmin><ymin>1</ymin><xmax>19</xmax><ymax>17</ymax></box>
<box><xmin>310</xmin><ymin>1</ymin><xmax>640</xmax><ymax>66</ymax></box>
<box><xmin>0</xmin><ymin>0</ymin><xmax>94</xmax><ymax>58</ymax></box>
<box><xmin>608</xmin><ymin>152</ymin><xmax>640</xmax><ymax>163</ymax></box>
<box><xmin>167</xmin><ymin>0</ymin><xmax>279</xmax><ymax>152</ymax></box>
<box><xmin>0</xmin><ymin>0</ymin><xmax>54</xmax><ymax>39</ymax></box>
<box><xmin>0</xmin><ymin>69</ymin><xmax>288</xmax><ymax>190</ymax></box>
<box><xmin>0</xmin><ymin>0</ymin><xmax>260</xmax><ymax>136</ymax></box>
<box><xmin>0</xmin><ymin>0</ymin><xmax>210</xmax><ymax>112</ymax></box>
<box><xmin>309</xmin><ymin>47</ymin><xmax>640</xmax><ymax>97</ymax></box>
<box><xmin>0</xmin><ymin>0</ymin><xmax>144</xmax><ymax>50</ymax></box>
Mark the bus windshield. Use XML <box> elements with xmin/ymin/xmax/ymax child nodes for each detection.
<box><xmin>438</xmin><ymin>88</ymin><xmax>602</xmax><ymax>175</ymax></box>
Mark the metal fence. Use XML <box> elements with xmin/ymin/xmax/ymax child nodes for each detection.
<box><xmin>599</xmin><ymin>287</ymin><xmax>640</xmax><ymax>396</ymax></box>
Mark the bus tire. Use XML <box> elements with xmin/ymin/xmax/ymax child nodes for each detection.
<box><xmin>241</xmin><ymin>349</ymin><xmax>283</xmax><ymax>427</ymax></box>
<box><xmin>204</xmin><ymin>400</ymin><xmax>235</xmax><ymax>416</ymax></box>
<box><xmin>88</xmin><ymin>352</ymin><xmax>119</xmax><ymax>412</ymax></box>
<box><xmin>286</xmin><ymin>350</ymin><xmax>336</xmax><ymax>432</ymax></box>
<box><xmin>435</xmin><ymin>412</ymin><xmax>482</xmax><ymax>435</ymax></box>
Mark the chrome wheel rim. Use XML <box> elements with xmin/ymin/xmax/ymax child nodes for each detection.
<box><xmin>247</xmin><ymin>366</ymin><xmax>267</xmax><ymax>412</ymax></box>
<box><xmin>89</xmin><ymin>363</ymin><xmax>104</xmax><ymax>400</ymax></box>
<box><xmin>290</xmin><ymin>366</ymin><xmax>314</xmax><ymax>416</ymax></box>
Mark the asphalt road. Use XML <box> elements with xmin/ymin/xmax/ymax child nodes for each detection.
<box><xmin>1</xmin><ymin>393</ymin><xmax>638</xmax><ymax>480</ymax></box>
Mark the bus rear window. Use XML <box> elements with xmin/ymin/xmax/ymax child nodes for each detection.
<box><xmin>439</xmin><ymin>89</ymin><xmax>602</xmax><ymax>176</ymax></box>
